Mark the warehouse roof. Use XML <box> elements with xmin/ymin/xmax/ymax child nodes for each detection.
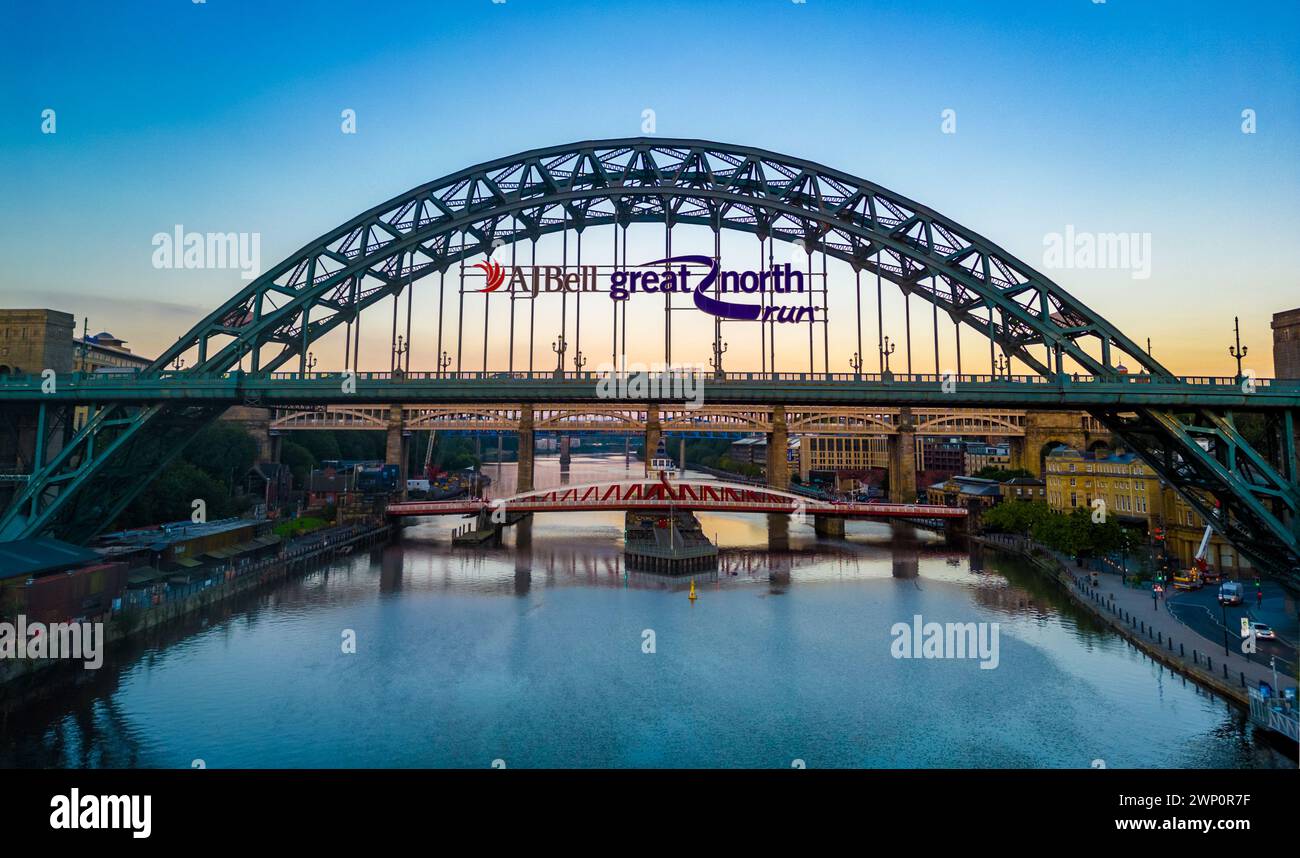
<box><xmin>0</xmin><ymin>537</ymin><xmax>102</xmax><ymax>581</ymax></box>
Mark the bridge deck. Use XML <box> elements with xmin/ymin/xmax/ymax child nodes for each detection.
<box><xmin>387</xmin><ymin>498</ymin><xmax>966</xmax><ymax>518</ymax></box>
<box><xmin>2</xmin><ymin>370</ymin><xmax>1296</xmax><ymax>409</ymax></box>
<box><xmin>387</xmin><ymin>479</ymin><xmax>966</xmax><ymax>520</ymax></box>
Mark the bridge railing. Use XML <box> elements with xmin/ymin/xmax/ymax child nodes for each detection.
<box><xmin>0</xmin><ymin>368</ymin><xmax>1294</xmax><ymax>390</ymax></box>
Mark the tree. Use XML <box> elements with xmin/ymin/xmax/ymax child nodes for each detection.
<box><xmin>974</xmin><ymin>466</ymin><xmax>1034</xmax><ymax>481</ymax></box>
<box><xmin>185</xmin><ymin>422</ymin><xmax>259</xmax><ymax>491</ymax></box>
<box><xmin>982</xmin><ymin>500</ymin><xmax>1052</xmax><ymax>535</ymax></box>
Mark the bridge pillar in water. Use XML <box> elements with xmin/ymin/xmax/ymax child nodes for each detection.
<box><xmin>517</xmin><ymin>404</ymin><xmax>535</xmax><ymax>493</ymax></box>
<box><xmin>767</xmin><ymin>512</ymin><xmax>790</xmax><ymax>551</ymax></box>
<box><xmin>888</xmin><ymin>407</ymin><xmax>917</xmax><ymax>503</ymax></box>
<box><xmin>645</xmin><ymin>405</ymin><xmax>661</xmax><ymax>476</ymax></box>
<box><xmin>890</xmin><ymin>521</ymin><xmax>920</xmax><ymax>578</ymax></box>
<box><xmin>766</xmin><ymin>405</ymin><xmax>789</xmax><ymax>490</ymax></box>
<box><xmin>559</xmin><ymin>435</ymin><xmax>571</xmax><ymax>472</ymax></box>
<box><xmin>813</xmin><ymin>515</ymin><xmax>846</xmax><ymax>538</ymax></box>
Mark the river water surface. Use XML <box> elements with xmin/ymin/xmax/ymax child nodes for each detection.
<box><xmin>0</xmin><ymin>455</ymin><xmax>1290</xmax><ymax>768</ymax></box>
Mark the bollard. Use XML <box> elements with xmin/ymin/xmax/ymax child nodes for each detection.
<box><xmin>1240</xmin><ymin>672</ymin><xmax>1246</xmax><ymax>688</ymax></box>
<box><xmin>1223</xmin><ymin>663</ymin><xmax>1229</xmax><ymax>679</ymax></box>
<box><xmin>1207</xmin><ymin>656</ymin><xmax>1212</xmax><ymax>671</ymax></box>
<box><xmin>1193</xmin><ymin>650</ymin><xmax>1198</xmax><ymax>664</ymax></box>
<box><xmin>1180</xmin><ymin>643</ymin><xmax>1185</xmax><ymax>657</ymax></box>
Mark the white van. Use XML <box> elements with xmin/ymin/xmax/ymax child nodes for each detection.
<box><xmin>1218</xmin><ymin>581</ymin><xmax>1243</xmax><ymax>606</ymax></box>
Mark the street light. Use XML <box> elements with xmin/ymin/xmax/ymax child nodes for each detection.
<box><xmin>1221</xmin><ymin>599</ymin><xmax>1230</xmax><ymax>657</ymax></box>
<box><xmin>1228</xmin><ymin>316</ymin><xmax>1248</xmax><ymax>380</ymax></box>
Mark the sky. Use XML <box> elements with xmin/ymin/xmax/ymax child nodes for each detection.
<box><xmin>2</xmin><ymin>0</ymin><xmax>1298</xmax><ymax>376</ymax></box>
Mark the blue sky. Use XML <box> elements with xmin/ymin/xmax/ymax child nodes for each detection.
<box><xmin>2</xmin><ymin>0</ymin><xmax>1297</xmax><ymax>373</ymax></box>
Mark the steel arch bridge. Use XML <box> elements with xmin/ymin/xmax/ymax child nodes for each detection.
<box><xmin>2</xmin><ymin>138</ymin><xmax>1297</xmax><ymax>581</ymax></box>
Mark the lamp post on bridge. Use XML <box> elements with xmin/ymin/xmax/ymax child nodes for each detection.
<box><xmin>573</xmin><ymin>349</ymin><xmax>587</xmax><ymax>374</ymax></box>
<box><xmin>710</xmin><ymin>340</ymin><xmax>728</xmax><ymax>379</ymax></box>
<box><xmin>849</xmin><ymin>351</ymin><xmax>863</xmax><ymax>380</ymax></box>
<box><xmin>305</xmin><ymin>352</ymin><xmax>317</xmax><ymax>375</ymax></box>
<box><xmin>880</xmin><ymin>336</ymin><xmax>896</xmax><ymax>380</ymax></box>
<box><xmin>392</xmin><ymin>335</ymin><xmax>409</xmax><ymax>377</ymax></box>
<box><xmin>1228</xmin><ymin>316</ymin><xmax>1248</xmax><ymax>382</ymax></box>
<box><xmin>438</xmin><ymin>351</ymin><xmax>452</xmax><ymax>377</ymax></box>
<box><xmin>552</xmin><ymin>334</ymin><xmax>568</xmax><ymax>379</ymax></box>
<box><xmin>171</xmin><ymin>356</ymin><xmax>185</xmax><ymax>372</ymax></box>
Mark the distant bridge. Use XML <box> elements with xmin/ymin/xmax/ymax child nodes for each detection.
<box><xmin>385</xmin><ymin>478</ymin><xmax>967</xmax><ymax>520</ymax></box>
<box><xmin>266</xmin><ymin>402</ymin><xmax>1105</xmax><ymax>437</ymax></box>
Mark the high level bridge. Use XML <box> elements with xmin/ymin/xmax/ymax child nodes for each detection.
<box><xmin>0</xmin><ymin>138</ymin><xmax>1295</xmax><ymax>582</ymax></box>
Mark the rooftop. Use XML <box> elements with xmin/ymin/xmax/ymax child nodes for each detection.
<box><xmin>0</xmin><ymin>537</ymin><xmax>102</xmax><ymax>581</ymax></box>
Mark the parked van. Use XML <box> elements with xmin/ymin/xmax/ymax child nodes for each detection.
<box><xmin>1218</xmin><ymin>581</ymin><xmax>1243</xmax><ymax>606</ymax></box>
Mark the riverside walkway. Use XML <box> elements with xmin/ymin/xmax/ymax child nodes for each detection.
<box><xmin>979</xmin><ymin>534</ymin><xmax>1297</xmax><ymax>704</ymax></box>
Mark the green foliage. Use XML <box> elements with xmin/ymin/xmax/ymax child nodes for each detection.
<box><xmin>280</xmin><ymin>440</ymin><xmax>316</xmax><ymax>485</ymax></box>
<box><xmin>993</xmin><ymin>503</ymin><xmax>1147</xmax><ymax>559</ymax></box>
<box><xmin>981</xmin><ymin>500</ymin><xmax>1052</xmax><ymax>535</ymax></box>
<box><xmin>183</xmin><ymin>421</ymin><xmax>260</xmax><ymax>491</ymax></box>
<box><xmin>974</xmin><ymin>466</ymin><xmax>1034</xmax><ymax>481</ymax></box>
<box><xmin>118</xmin><ymin>460</ymin><xmax>243</xmax><ymax>528</ymax></box>
<box><xmin>273</xmin><ymin>516</ymin><xmax>328</xmax><ymax>538</ymax></box>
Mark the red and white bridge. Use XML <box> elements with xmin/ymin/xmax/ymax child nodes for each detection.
<box><xmin>385</xmin><ymin>479</ymin><xmax>967</xmax><ymax>520</ymax></box>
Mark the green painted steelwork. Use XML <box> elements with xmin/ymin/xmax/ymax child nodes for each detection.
<box><xmin>1</xmin><ymin>370</ymin><xmax>1300</xmax><ymax>409</ymax></box>
<box><xmin>0</xmin><ymin>138</ymin><xmax>1295</xmax><ymax>584</ymax></box>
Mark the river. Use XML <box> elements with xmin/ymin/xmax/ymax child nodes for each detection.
<box><xmin>0</xmin><ymin>454</ymin><xmax>1289</xmax><ymax>768</ymax></box>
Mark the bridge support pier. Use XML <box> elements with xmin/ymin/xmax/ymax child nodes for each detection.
<box><xmin>645</xmin><ymin>405</ymin><xmax>661</xmax><ymax>476</ymax></box>
<box><xmin>891</xmin><ymin>521</ymin><xmax>919</xmax><ymax>578</ymax></box>
<box><xmin>887</xmin><ymin>407</ymin><xmax>917</xmax><ymax>503</ymax></box>
<box><xmin>385</xmin><ymin>404</ymin><xmax>407</xmax><ymax>495</ymax></box>
<box><xmin>813</xmin><ymin>515</ymin><xmax>845</xmax><ymax>538</ymax></box>
<box><xmin>517</xmin><ymin>405</ymin><xmax>535</xmax><ymax>493</ymax></box>
<box><xmin>767</xmin><ymin>512</ymin><xmax>789</xmax><ymax>552</ymax></box>
<box><xmin>766</xmin><ymin>405</ymin><xmax>789</xmax><ymax>490</ymax></box>
<box><xmin>1021</xmin><ymin>412</ymin><xmax>1091</xmax><ymax>477</ymax></box>
<box><xmin>559</xmin><ymin>434</ymin><xmax>571</xmax><ymax>472</ymax></box>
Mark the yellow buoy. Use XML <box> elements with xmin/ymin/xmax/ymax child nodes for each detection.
<box><xmin>689</xmin><ymin>579</ymin><xmax>697</xmax><ymax>601</ymax></box>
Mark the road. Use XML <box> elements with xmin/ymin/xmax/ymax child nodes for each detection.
<box><xmin>1166</xmin><ymin>579</ymin><xmax>1297</xmax><ymax>677</ymax></box>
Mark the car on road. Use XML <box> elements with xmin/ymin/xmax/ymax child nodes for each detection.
<box><xmin>1250</xmin><ymin>622</ymin><xmax>1276</xmax><ymax>641</ymax></box>
<box><xmin>1218</xmin><ymin>581</ymin><xmax>1243</xmax><ymax>605</ymax></box>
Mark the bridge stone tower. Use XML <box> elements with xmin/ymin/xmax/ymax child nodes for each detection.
<box><xmin>384</xmin><ymin>404</ymin><xmax>407</xmax><ymax>492</ymax></box>
<box><xmin>766</xmin><ymin>405</ymin><xmax>789</xmax><ymax>490</ymax></box>
<box><xmin>220</xmin><ymin>405</ymin><xmax>278</xmax><ymax>462</ymax></box>
<box><xmin>645</xmin><ymin>404</ymin><xmax>661</xmax><ymax>477</ymax></box>
<box><xmin>517</xmin><ymin>404</ymin><xmax>535</xmax><ymax>493</ymax></box>
<box><xmin>887</xmin><ymin>407</ymin><xmax>917</xmax><ymax>503</ymax></box>
<box><xmin>1015</xmin><ymin>411</ymin><xmax>1110</xmax><ymax>477</ymax></box>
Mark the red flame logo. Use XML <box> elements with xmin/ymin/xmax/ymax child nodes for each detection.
<box><xmin>474</xmin><ymin>260</ymin><xmax>505</xmax><ymax>292</ymax></box>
